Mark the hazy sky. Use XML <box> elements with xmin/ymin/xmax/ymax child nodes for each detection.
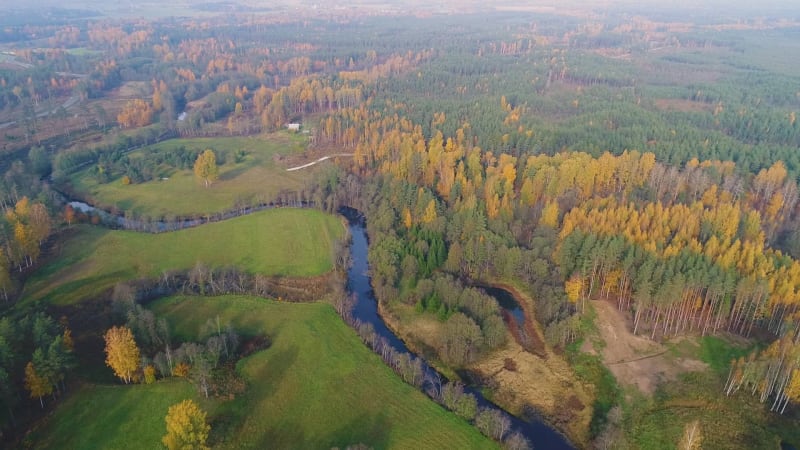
<box><xmin>4</xmin><ymin>0</ymin><xmax>800</xmax><ymax>18</ymax></box>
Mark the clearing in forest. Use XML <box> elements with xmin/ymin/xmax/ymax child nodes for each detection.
<box><xmin>583</xmin><ymin>300</ymin><xmax>707</xmax><ymax>395</ymax></box>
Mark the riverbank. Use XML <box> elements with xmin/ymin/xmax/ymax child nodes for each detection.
<box><xmin>474</xmin><ymin>282</ymin><xmax>593</xmax><ymax>447</ymax></box>
<box><xmin>377</xmin><ymin>279</ymin><xmax>592</xmax><ymax>448</ymax></box>
<box><xmin>342</xmin><ymin>212</ymin><xmax>574</xmax><ymax>449</ymax></box>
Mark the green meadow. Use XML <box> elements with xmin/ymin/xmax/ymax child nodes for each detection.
<box><xmin>29</xmin><ymin>296</ymin><xmax>495</xmax><ymax>449</ymax></box>
<box><xmin>67</xmin><ymin>134</ymin><xmax>321</xmax><ymax>218</ymax></box>
<box><xmin>29</xmin><ymin>381</ymin><xmax>196</xmax><ymax>450</ymax></box>
<box><xmin>23</xmin><ymin>208</ymin><xmax>343</xmax><ymax>305</ymax></box>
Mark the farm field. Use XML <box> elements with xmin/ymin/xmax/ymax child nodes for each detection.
<box><xmin>28</xmin><ymin>381</ymin><xmax>196</xmax><ymax>450</ymax></box>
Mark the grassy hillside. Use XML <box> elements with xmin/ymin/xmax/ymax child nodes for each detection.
<box><xmin>29</xmin><ymin>296</ymin><xmax>494</xmax><ymax>449</ymax></box>
<box><xmin>67</xmin><ymin>134</ymin><xmax>319</xmax><ymax>217</ymax></box>
<box><xmin>23</xmin><ymin>208</ymin><xmax>343</xmax><ymax>305</ymax></box>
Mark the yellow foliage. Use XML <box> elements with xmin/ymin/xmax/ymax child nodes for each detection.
<box><xmin>162</xmin><ymin>399</ymin><xmax>210</xmax><ymax>450</ymax></box>
<box><xmin>565</xmin><ymin>275</ymin><xmax>584</xmax><ymax>303</ymax></box>
<box><xmin>539</xmin><ymin>201</ymin><xmax>559</xmax><ymax>228</ymax></box>
<box><xmin>786</xmin><ymin>369</ymin><xmax>800</xmax><ymax>403</ymax></box>
<box><xmin>402</xmin><ymin>207</ymin><xmax>412</xmax><ymax>229</ymax></box>
<box><xmin>422</xmin><ymin>200</ymin><xmax>437</xmax><ymax>224</ymax></box>
<box><xmin>24</xmin><ymin>361</ymin><xmax>52</xmax><ymax>402</ymax></box>
<box><xmin>104</xmin><ymin>326</ymin><xmax>140</xmax><ymax>384</ymax></box>
<box><xmin>117</xmin><ymin>99</ymin><xmax>153</xmax><ymax>129</ymax></box>
<box><xmin>193</xmin><ymin>149</ymin><xmax>219</xmax><ymax>188</ymax></box>
<box><xmin>63</xmin><ymin>328</ymin><xmax>74</xmax><ymax>352</ymax></box>
<box><xmin>678</xmin><ymin>420</ymin><xmax>703</xmax><ymax>450</ymax></box>
<box><xmin>144</xmin><ymin>365</ymin><xmax>156</xmax><ymax>384</ymax></box>
<box><xmin>172</xmin><ymin>362</ymin><xmax>190</xmax><ymax>378</ymax></box>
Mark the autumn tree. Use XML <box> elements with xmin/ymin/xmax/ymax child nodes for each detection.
<box><xmin>162</xmin><ymin>399</ymin><xmax>211</xmax><ymax>450</ymax></box>
<box><xmin>678</xmin><ymin>420</ymin><xmax>703</xmax><ymax>450</ymax></box>
<box><xmin>64</xmin><ymin>204</ymin><xmax>75</xmax><ymax>226</ymax></box>
<box><xmin>539</xmin><ymin>200</ymin><xmax>559</xmax><ymax>228</ymax></box>
<box><xmin>193</xmin><ymin>149</ymin><xmax>219</xmax><ymax>188</ymax></box>
<box><xmin>144</xmin><ymin>365</ymin><xmax>156</xmax><ymax>384</ymax></box>
<box><xmin>104</xmin><ymin>326</ymin><xmax>140</xmax><ymax>384</ymax></box>
<box><xmin>5</xmin><ymin>196</ymin><xmax>51</xmax><ymax>269</ymax></box>
<box><xmin>24</xmin><ymin>361</ymin><xmax>52</xmax><ymax>408</ymax></box>
<box><xmin>117</xmin><ymin>99</ymin><xmax>154</xmax><ymax>128</ymax></box>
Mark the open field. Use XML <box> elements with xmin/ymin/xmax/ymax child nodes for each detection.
<box><xmin>67</xmin><ymin>135</ymin><xmax>320</xmax><ymax>217</ymax></box>
<box><xmin>154</xmin><ymin>296</ymin><xmax>494</xmax><ymax>449</ymax></box>
<box><xmin>29</xmin><ymin>381</ymin><xmax>196</xmax><ymax>450</ymax></box>
<box><xmin>22</xmin><ymin>208</ymin><xmax>343</xmax><ymax>305</ymax></box>
<box><xmin>30</xmin><ymin>295</ymin><xmax>496</xmax><ymax>449</ymax></box>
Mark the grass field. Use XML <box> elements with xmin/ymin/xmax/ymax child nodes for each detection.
<box><xmin>29</xmin><ymin>296</ymin><xmax>494</xmax><ymax>449</ymax></box>
<box><xmin>22</xmin><ymin>208</ymin><xmax>343</xmax><ymax>305</ymax></box>
<box><xmin>156</xmin><ymin>296</ymin><xmax>494</xmax><ymax>449</ymax></box>
<box><xmin>68</xmin><ymin>134</ymin><xmax>320</xmax><ymax>217</ymax></box>
<box><xmin>29</xmin><ymin>381</ymin><xmax>196</xmax><ymax>450</ymax></box>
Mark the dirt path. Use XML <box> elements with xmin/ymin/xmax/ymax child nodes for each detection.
<box><xmin>586</xmin><ymin>300</ymin><xmax>707</xmax><ymax>394</ymax></box>
<box><xmin>286</xmin><ymin>153</ymin><xmax>354</xmax><ymax>171</ymax></box>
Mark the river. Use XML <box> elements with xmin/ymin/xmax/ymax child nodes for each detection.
<box><xmin>66</xmin><ymin>198</ymin><xmax>574</xmax><ymax>448</ymax></box>
<box><xmin>343</xmin><ymin>209</ymin><xmax>574</xmax><ymax>449</ymax></box>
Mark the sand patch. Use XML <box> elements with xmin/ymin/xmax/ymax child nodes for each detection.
<box><xmin>588</xmin><ymin>300</ymin><xmax>707</xmax><ymax>395</ymax></box>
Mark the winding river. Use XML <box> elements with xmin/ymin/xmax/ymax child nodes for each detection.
<box><xmin>343</xmin><ymin>209</ymin><xmax>573</xmax><ymax>449</ymax></box>
<box><xmin>65</xmin><ymin>199</ymin><xmax>573</xmax><ymax>448</ymax></box>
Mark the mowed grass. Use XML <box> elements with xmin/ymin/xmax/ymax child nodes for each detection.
<box><xmin>151</xmin><ymin>295</ymin><xmax>494</xmax><ymax>449</ymax></box>
<box><xmin>23</xmin><ymin>208</ymin><xmax>342</xmax><ymax>305</ymax></box>
<box><xmin>68</xmin><ymin>134</ymin><xmax>318</xmax><ymax>217</ymax></box>
<box><xmin>30</xmin><ymin>380</ymin><xmax>196</xmax><ymax>450</ymax></box>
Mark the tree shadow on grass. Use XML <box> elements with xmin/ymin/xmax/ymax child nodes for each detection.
<box><xmin>324</xmin><ymin>411</ymin><xmax>391</xmax><ymax>450</ymax></box>
<box><xmin>209</xmin><ymin>344</ymin><xmax>300</xmax><ymax>446</ymax></box>
<box><xmin>219</xmin><ymin>163</ymin><xmax>254</xmax><ymax>181</ymax></box>
<box><xmin>253</xmin><ymin>411</ymin><xmax>392</xmax><ymax>450</ymax></box>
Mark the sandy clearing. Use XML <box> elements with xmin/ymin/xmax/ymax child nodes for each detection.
<box><xmin>588</xmin><ymin>300</ymin><xmax>707</xmax><ymax>395</ymax></box>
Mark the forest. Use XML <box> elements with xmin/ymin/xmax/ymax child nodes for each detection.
<box><xmin>0</xmin><ymin>1</ymin><xmax>799</xmax><ymax>449</ymax></box>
